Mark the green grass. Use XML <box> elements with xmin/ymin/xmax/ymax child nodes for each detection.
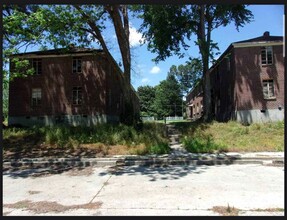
<box><xmin>3</xmin><ymin>122</ymin><xmax>171</xmax><ymax>155</ymax></box>
<box><xmin>178</xmin><ymin>120</ymin><xmax>284</xmax><ymax>153</ymax></box>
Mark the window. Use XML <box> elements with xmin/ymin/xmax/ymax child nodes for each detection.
<box><xmin>32</xmin><ymin>88</ymin><xmax>42</xmax><ymax>106</ymax></box>
<box><xmin>261</xmin><ymin>46</ymin><xmax>273</xmax><ymax>65</ymax></box>
<box><xmin>72</xmin><ymin>57</ymin><xmax>82</xmax><ymax>73</ymax></box>
<box><xmin>32</xmin><ymin>59</ymin><xmax>42</xmax><ymax>75</ymax></box>
<box><xmin>72</xmin><ymin>87</ymin><xmax>82</xmax><ymax>105</ymax></box>
<box><xmin>263</xmin><ymin>80</ymin><xmax>275</xmax><ymax>99</ymax></box>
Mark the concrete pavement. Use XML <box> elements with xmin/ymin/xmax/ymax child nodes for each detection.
<box><xmin>3</xmin><ymin>163</ymin><xmax>284</xmax><ymax>216</ymax></box>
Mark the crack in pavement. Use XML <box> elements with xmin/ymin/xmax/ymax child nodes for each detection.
<box><xmin>89</xmin><ymin>175</ymin><xmax>112</xmax><ymax>203</ymax></box>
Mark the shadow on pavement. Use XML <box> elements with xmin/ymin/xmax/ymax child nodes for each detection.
<box><xmin>100</xmin><ymin>164</ymin><xmax>211</xmax><ymax>182</ymax></box>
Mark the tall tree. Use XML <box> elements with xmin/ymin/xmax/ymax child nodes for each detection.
<box><xmin>153</xmin><ymin>74</ymin><xmax>182</xmax><ymax>118</ymax></box>
<box><xmin>136</xmin><ymin>5</ymin><xmax>253</xmax><ymax>121</ymax></box>
<box><xmin>137</xmin><ymin>85</ymin><xmax>156</xmax><ymax>116</ymax></box>
<box><xmin>168</xmin><ymin>58</ymin><xmax>202</xmax><ymax>96</ymax></box>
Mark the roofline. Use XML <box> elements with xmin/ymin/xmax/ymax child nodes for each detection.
<box><xmin>232</xmin><ymin>41</ymin><xmax>283</xmax><ymax>48</ymax></box>
<box><xmin>10</xmin><ymin>49</ymin><xmax>104</xmax><ymax>58</ymax></box>
<box><xmin>209</xmin><ymin>40</ymin><xmax>283</xmax><ymax>71</ymax></box>
<box><xmin>10</xmin><ymin>52</ymin><xmax>104</xmax><ymax>59</ymax></box>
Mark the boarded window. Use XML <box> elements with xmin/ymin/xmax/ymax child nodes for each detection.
<box><xmin>32</xmin><ymin>88</ymin><xmax>42</xmax><ymax>106</ymax></box>
<box><xmin>263</xmin><ymin>79</ymin><xmax>275</xmax><ymax>99</ymax></box>
<box><xmin>72</xmin><ymin>57</ymin><xmax>82</xmax><ymax>73</ymax></box>
<box><xmin>72</xmin><ymin>87</ymin><xmax>82</xmax><ymax>105</ymax></box>
<box><xmin>32</xmin><ymin>59</ymin><xmax>42</xmax><ymax>74</ymax></box>
<box><xmin>261</xmin><ymin>46</ymin><xmax>273</xmax><ymax>65</ymax></box>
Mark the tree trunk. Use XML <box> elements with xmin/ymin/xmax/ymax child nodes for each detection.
<box><xmin>106</xmin><ymin>5</ymin><xmax>131</xmax><ymax>85</ymax></box>
<box><xmin>198</xmin><ymin>4</ymin><xmax>212</xmax><ymax>122</ymax></box>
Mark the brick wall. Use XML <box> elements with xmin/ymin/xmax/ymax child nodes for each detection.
<box><xmin>234</xmin><ymin>44</ymin><xmax>284</xmax><ymax>111</ymax></box>
<box><xmin>9</xmin><ymin>54</ymin><xmax>109</xmax><ymax>117</ymax></box>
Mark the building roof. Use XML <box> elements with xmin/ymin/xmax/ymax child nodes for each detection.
<box><xmin>209</xmin><ymin>31</ymin><xmax>283</xmax><ymax>70</ymax></box>
<box><xmin>11</xmin><ymin>46</ymin><xmax>103</xmax><ymax>57</ymax></box>
<box><xmin>233</xmin><ymin>31</ymin><xmax>283</xmax><ymax>44</ymax></box>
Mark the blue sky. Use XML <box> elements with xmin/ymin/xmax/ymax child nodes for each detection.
<box><xmin>21</xmin><ymin>4</ymin><xmax>284</xmax><ymax>90</ymax></box>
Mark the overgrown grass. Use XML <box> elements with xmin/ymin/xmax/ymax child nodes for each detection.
<box><xmin>179</xmin><ymin>120</ymin><xmax>284</xmax><ymax>153</ymax></box>
<box><xmin>3</xmin><ymin>122</ymin><xmax>170</xmax><ymax>156</ymax></box>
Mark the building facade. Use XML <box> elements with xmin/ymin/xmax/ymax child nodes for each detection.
<box><xmin>186</xmin><ymin>32</ymin><xmax>284</xmax><ymax>123</ymax></box>
<box><xmin>8</xmin><ymin>47</ymin><xmax>140</xmax><ymax>126</ymax></box>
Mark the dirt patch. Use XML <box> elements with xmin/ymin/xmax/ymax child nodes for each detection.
<box><xmin>212</xmin><ymin>205</ymin><xmax>240</xmax><ymax>216</ymax></box>
<box><xmin>3</xmin><ymin>200</ymin><xmax>103</xmax><ymax>214</ymax></box>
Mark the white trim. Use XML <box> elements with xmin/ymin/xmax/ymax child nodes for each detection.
<box><xmin>233</xmin><ymin>41</ymin><xmax>283</xmax><ymax>48</ymax></box>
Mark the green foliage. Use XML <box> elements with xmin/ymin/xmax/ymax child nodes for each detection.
<box><xmin>153</xmin><ymin>74</ymin><xmax>183</xmax><ymax>118</ymax></box>
<box><xmin>178</xmin><ymin>120</ymin><xmax>284</xmax><ymax>152</ymax></box>
<box><xmin>183</xmin><ymin>134</ymin><xmax>227</xmax><ymax>153</ymax></box>
<box><xmin>148</xmin><ymin>143</ymin><xmax>170</xmax><ymax>154</ymax></box>
<box><xmin>3</xmin><ymin>123</ymin><xmax>170</xmax><ymax>155</ymax></box>
<box><xmin>168</xmin><ymin>58</ymin><xmax>203</xmax><ymax>95</ymax></box>
<box><xmin>137</xmin><ymin>85</ymin><xmax>156</xmax><ymax>116</ymax></box>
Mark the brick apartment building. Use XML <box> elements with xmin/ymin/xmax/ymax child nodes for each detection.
<box><xmin>8</xmin><ymin>47</ymin><xmax>140</xmax><ymax>126</ymax></box>
<box><xmin>186</xmin><ymin>31</ymin><xmax>284</xmax><ymax>123</ymax></box>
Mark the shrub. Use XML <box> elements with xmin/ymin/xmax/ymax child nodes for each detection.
<box><xmin>183</xmin><ymin>135</ymin><xmax>227</xmax><ymax>153</ymax></box>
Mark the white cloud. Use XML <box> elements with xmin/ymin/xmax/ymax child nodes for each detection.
<box><xmin>141</xmin><ymin>78</ymin><xmax>150</xmax><ymax>83</ymax></box>
<box><xmin>112</xmin><ymin>23</ymin><xmax>144</xmax><ymax>47</ymax></box>
<box><xmin>129</xmin><ymin>25</ymin><xmax>144</xmax><ymax>47</ymax></box>
<box><xmin>150</xmin><ymin>66</ymin><xmax>161</xmax><ymax>74</ymax></box>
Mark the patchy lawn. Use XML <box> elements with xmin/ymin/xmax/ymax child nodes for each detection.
<box><xmin>171</xmin><ymin>120</ymin><xmax>284</xmax><ymax>153</ymax></box>
<box><xmin>3</xmin><ymin>122</ymin><xmax>170</xmax><ymax>159</ymax></box>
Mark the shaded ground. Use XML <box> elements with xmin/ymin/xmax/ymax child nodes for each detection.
<box><xmin>3</xmin><ymin>135</ymin><xmax>134</xmax><ymax>160</ymax></box>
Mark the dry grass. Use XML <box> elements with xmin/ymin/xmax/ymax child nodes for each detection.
<box><xmin>181</xmin><ymin>120</ymin><xmax>284</xmax><ymax>152</ymax></box>
<box><xmin>252</xmin><ymin>208</ymin><xmax>284</xmax><ymax>212</ymax></box>
<box><xmin>212</xmin><ymin>205</ymin><xmax>240</xmax><ymax>216</ymax></box>
<box><xmin>3</xmin><ymin>200</ymin><xmax>102</xmax><ymax>214</ymax></box>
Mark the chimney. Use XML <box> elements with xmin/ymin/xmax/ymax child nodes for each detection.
<box><xmin>263</xmin><ymin>31</ymin><xmax>270</xmax><ymax>37</ymax></box>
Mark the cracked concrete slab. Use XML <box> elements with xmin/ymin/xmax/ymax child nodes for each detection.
<box><xmin>3</xmin><ymin>163</ymin><xmax>284</xmax><ymax>216</ymax></box>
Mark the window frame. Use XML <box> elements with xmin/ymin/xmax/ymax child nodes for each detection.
<box><xmin>72</xmin><ymin>57</ymin><xmax>82</xmax><ymax>74</ymax></box>
<box><xmin>72</xmin><ymin>86</ymin><xmax>83</xmax><ymax>105</ymax></box>
<box><xmin>32</xmin><ymin>58</ymin><xmax>42</xmax><ymax>75</ymax></box>
<box><xmin>262</xmin><ymin>79</ymin><xmax>276</xmax><ymax>100</ymax></box>
<box><xmin>261</xmin><ymin>46</ymin><xmax>273</xmax><ymax>66</ymax></box>
<box><xmin>31</xmin><ymin>88</ymin><xmax>42</xmax><ymax>107</ymax></box>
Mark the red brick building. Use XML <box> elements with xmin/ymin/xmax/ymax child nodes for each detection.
<box><xmin>186</xmin><ymin>32</ymin><xmax>284</xmax><ymax>123</ymax></box>
<box><xmin>8</xmin><ymin>47</ymin><xmax>140</xmax><ymax>126</ymax></box>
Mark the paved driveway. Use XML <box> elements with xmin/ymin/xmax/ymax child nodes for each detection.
<box><xmin>3</xmin><ymin>163</ymin><xmax>284</xmax><ymax>216</ymax></box>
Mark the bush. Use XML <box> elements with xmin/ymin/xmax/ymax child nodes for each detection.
<box><xmin>182</xmin><ymin>135</ymin><xmax>227</xmax><ymax>153</ymax></box>
<box><xmin>148</xmin><ymin>142</ymin><xmax>171</xmax><ymax>154</ymax></box>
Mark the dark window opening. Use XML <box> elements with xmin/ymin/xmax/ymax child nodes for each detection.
<box><xmin>73</xmin><ymin>57</ymin><xmax>82</xmax><ymax>73</ymax></box>
<box><xmin>72</xmin><ymin>87</ymin><xmax>82</xmax><ymax>105</ymax></box>
<box><xmin>32</xmin><ymin>88</ymin><xmax>42</xmax><ymax>107</ymax></box>
<box><xmin>32</xmin><ymin>59</ymin><xmax>42</xmax><ymax>75</ymax></box>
